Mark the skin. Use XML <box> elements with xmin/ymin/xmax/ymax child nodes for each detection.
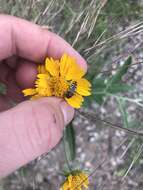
<box><xmin>0</xmin><ymin>15</ymin><xmax>87</xmax><ymax>178</ymax></box>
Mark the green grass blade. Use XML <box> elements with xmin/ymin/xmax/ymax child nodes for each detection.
<box><xmin>63</xmin><ymin>123</ymin><xmax>76</xmax><ymax>162</ymax></box>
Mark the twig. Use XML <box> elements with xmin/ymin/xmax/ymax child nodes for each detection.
<box><xmin>78</xmin><ymin>110</ymin><xmax>143</xmax><ymax>137</ymax></box>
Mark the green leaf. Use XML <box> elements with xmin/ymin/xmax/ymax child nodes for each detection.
<box><xmin>90</xmin><ymin>57</ymin><xmax>133</xmax><ymax>105</ymax></box>
<box><xmin>92</xmin><ymin>79</ymin><xmax>134</xmax><ymax>105</ymax></box>
<box><xmin>92</xmin><ymin>78</ymin><xmax>106</xmax><ymax>88</ymax></box>
<box><xmin>0</xmin><ymin>83</ymin><xmax>7</xmax><ymax>95</ymax></box>
<box><xmin>83</xmin><ymin>96</ymin><xmax>92</xmax><ymax>107</ymax></box>
<box><xmin>63</xmin><ymin>123</ymin><xmax>76</xmax><ymax>162</ymax></box>
<box><xmin>109</xmin><ymin>56</ymin><xmax>132</xmax><ymax>84</ymax></box>
<box><xmin>93</xmin><ymin>93</ymin><xmax>105</xmax><ymax>105</ymax></box>
<box><xmin>92</xmin><ymin>78</ymin><xmax>106</xmax><ymax>104</ymax></box>
<box><xmin>107</xmin><ymin>83</ymin><xmax>134</xmax><ymax>93</ymax></box>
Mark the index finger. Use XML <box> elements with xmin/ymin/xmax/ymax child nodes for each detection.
<box><xmin>0</xmin><ymin>15</ymin><xmax>87</xmax><ymax>70</ymax></box>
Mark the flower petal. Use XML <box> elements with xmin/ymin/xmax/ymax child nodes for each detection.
<box><xmin>38</xmin><ymin>65</ymin><xmax>48</xmax><ymax>74</ymax></box>
<box><xmin>45</xmin><ymin>57</ymin><xmax>59</xmax><ymax>76</ymax></box>
<box><xmin>60</xmin><ymin>54</ymin><xmax>71</xmax><ymax>76</ymax></box>
<box><xmin>35</xmin><ymin>77</ymin><xmax>52</xmax><ymax>96</ymax></box>
<box><xmin>37</xmin><ymin>73</ymin><xmax>49</xmax><ymax>79</ymax></box>
<box><xmin>76</xmin><ymin>78</ymin><xmax>91</xmax><ymax>96</ymax></box>
<box><xmin>37</xmin><ymin>87</ymin><xmax>52</xmax><ymax>96</ymax></box>
<box><xmin>68</xmin><ymin>175</ymin><xmax>72</xmax><ymax>187</ymax></box>
<box><xmin>22</xmin><ymin>88</ymin><xmax>37</xmax><ymax>96</ymax></box>
<box><xmin>60</xmin><ymin>180</ymin><xmax>69</xmax><ymax>190</ymax></box>
<box><xmin>66</xmin><ymin>62</ymin><xmax>85</xmax><ymax>80</ymax></box>
<box><xmin>60</xmin><ymin>54</ymin><xmax>85</xmax><ymax>80</ymax></box>
<box><xmin>65</xmin><ymin>94</ymin><xmax>84</xmax><ymax>108</ymax></box>
<box><xmin>35</xmin><ymin>79</ymin><xmax>47</xmax><ymax>88</ymax></box>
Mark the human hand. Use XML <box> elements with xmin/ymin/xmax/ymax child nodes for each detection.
<box><xmin>0</xmin><ymin>15</ymin><xmax>87</xmax><ymax>178</ymax></box>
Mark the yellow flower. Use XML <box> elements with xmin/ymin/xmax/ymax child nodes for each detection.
<box><xmin>23</xmin><ymin>54</ymin><xmax>91</xmax><ymax>108</ymax></box>
<box><xmin>60</xmin><ymin>171</ymin><xmax>89</xmax><ymax>190</ymax></box>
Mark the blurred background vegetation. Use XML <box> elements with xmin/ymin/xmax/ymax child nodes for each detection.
<box><xmin>1</xmin><ymin>0</ymin><xmax>143</xmax><ymax>189</ymax></box>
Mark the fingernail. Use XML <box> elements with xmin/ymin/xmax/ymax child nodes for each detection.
<box><xmin>60</xmin><ymin>101</ymin><xmax>75</xmax><ymax>125</ymax></box>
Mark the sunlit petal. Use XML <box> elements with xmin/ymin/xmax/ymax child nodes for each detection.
<box><xmin>37</xmin><ymin>87</ymin><xmax>52</xmax><ymax>96</ymax></box>
<box><xmin>22</xmin><ymin>88</ymin><xmax>37</xmax><ymax>96</ymax></box>
<box><xmin>60</xmin><ymin>54</ymin><xmax>85</xmax><ymax>80</ymax></box>
<box><xmin>65</xmin><ymin>94</ymin><xmax>84</xmax><ymax>108</ymax></box>
<box><xmin>76</xmin><ymin>78</ymin><xmax>91</xmax><ymax>96</ymax></box>
<box><xmin>60</xmin><ymin>180</ymin><xmax>70</xmax><ymax>190</ymax></box>
<box><xmin>38</xmin><ymin>65</ymin><xmax>48</xmax><ymax>74</ymax></box>
<box><xmin>60</xmin><ymin>53</ymin><xmax>71</xmax><ymax>76</ymax></box>
<box><xmin>45</xmin><ymin>57</ymin><xmax>59</xmax><ymax>76</ymax></box>
<box><xmin>66</xmin><ymin>62</ymin><xmax>85</xmax><ymax>80</ymax></box>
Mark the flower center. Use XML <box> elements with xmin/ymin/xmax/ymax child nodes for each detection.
<box><xmin>72</xmin><ymin>175</ymin><xmax>82</xmax><ymax>188</ymax></box>
<box><xmin>50</xmin><ymin>76</ymin><xmax>69</xmax><ymax>97</ymax></box>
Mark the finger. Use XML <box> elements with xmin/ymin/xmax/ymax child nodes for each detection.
<box><xmin>0</xmin><ymin>63</ymin><xmax>10</xmax><ymax>84</ymax></box>
<box><xmin>0</xmin><ymin>97</ymin><xmax>74</xmax><ymax>178</ymax></box>
<box><xmin>6</xmin><ymin>73</ymin><xmax>25</xmax><ymax>102</ymax></box>
<box><xmin>0</xmin><ymin>95</ymin><xmax>11</xmax><ymax>111</ymax></box>
<box><xmin>0</xmin><ymin>15</ymin><xmax>87</xmax><ymax>70</ymax></box>
<box><xmin>15</xmin><ymin>60</ymin><xmax>38</xmax><ymax>89</ymax></box>
<box><xmin>5</xmin><ymin>55</ymin><xmax>18</xmax><ymax>68</ymax></box>
<box><xmin>0</xmin><ymin>61</ymin><xmax>37</xmax><ymax>103</ymax></box>
<box><xmin>0</xmin><ymin>63</ymin><xmax>24</xmax><ymax>102</ymax></box>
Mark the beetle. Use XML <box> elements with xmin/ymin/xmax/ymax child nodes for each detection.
<box><xmin>65</xmin><ymin>81</ymin><xmax>77</xmax><ymax>98</ymax></box>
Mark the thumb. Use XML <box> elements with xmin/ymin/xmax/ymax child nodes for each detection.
<box><xmin>0</xmin><ymin>97</ymin><xmax>74</xmax><ymax>178</ymax></box>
